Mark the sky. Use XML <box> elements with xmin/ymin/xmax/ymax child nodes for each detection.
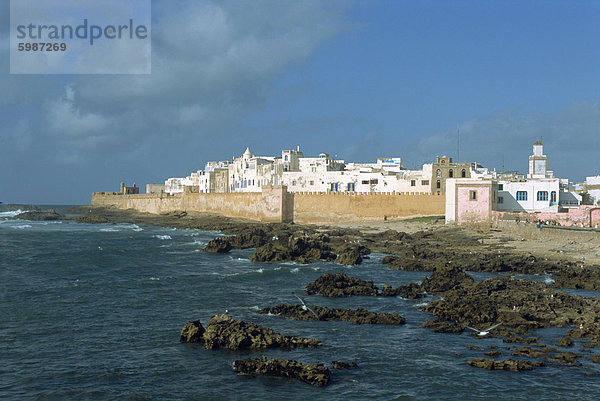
<box><xmin>1</xmin><ymin>0</ymin><xmax>600</xmax><ymax>204</ymax></box>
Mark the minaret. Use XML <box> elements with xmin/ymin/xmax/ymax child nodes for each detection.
<box><xmin>528</xmin><ymin>140</ymin><xmax>547</xmax><ymax>179</ymax></box>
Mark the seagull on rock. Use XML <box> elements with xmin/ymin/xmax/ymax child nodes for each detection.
<box><xmin>293</xmin><ymin>292</ymin><xmax>320</xmax><ymax>320</ymax></box>
<box><xmin>465</xmin><ymin>322</ymin><xmax>503</xmax><ymax>336</ymax></box>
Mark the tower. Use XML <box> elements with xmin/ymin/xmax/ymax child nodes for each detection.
<box><xmin>528</xmin><ymin>140</ymin><xmax>547</xmax><ymax>179</ymax></box>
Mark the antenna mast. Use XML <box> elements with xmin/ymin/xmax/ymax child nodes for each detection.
<box><xmin>457</xmin><ymin>126</ymin><xmax>460</xmax><ymax>162</ymax></box>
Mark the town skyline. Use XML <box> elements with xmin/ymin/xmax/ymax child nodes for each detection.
<box><xmin>2</xmin><ymin>0</ymin><xmax>600</xmax><ymax>204</ymax></box>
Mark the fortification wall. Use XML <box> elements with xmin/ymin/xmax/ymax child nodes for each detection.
<box><xmin>91</xmin><ymin>192</ymin><xmax>183</xmax><ymax>214</ymax></box>
<box><xmin>91</xmin><ymin>186</ymin><xmax>291</xmax><ymax>223</ymax></box>
<box><xmin>91</xmin><ymin>189</ymin><xmax>445</xmax><ymax>223</ymax></box>
<box><xmin>293</xmin><ymin>192</ymin><xmax>445</xmax><ymax>223</ymax></box>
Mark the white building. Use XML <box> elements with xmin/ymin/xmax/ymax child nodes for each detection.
<box><xmin>585</xmin><ymin>175</ymin><xmax>600</xmax><ymax>204</ymax></box>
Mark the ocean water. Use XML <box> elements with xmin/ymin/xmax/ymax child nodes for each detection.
<box><xmin>1</xmin><ymin>209</ymin><xmax>600</xmax><ymax>400</ymax></box>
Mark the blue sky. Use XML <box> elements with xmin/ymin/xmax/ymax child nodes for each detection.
<box><xmin>1</xmin><ymin>0</ymin><xmax>599</xmax><ymax>204</ymax></box>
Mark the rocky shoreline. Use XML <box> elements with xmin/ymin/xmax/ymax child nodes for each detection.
<box><xmin>9</xmin><ymin>205</ymin><xmax>600</xmax><ymax>379</ymax></box>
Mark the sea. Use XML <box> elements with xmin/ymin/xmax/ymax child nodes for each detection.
<box><xmin>1</xmin><ymin>206</ymin><xmax>600</xmax><ymax>400</ymax></box>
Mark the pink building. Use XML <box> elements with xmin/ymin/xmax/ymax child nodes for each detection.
<box><xmin>445</xmin><ymin>179</ymin><xmax>497</xmax><ymax>224</ymax></box>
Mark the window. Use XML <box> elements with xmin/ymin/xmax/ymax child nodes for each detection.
<box><xmin>461</xmin><ymin>169</ymin><xmax>466</xmax><ymax>178</ymax></box>
<box><xmin>498</xmin><ymin>184</ymin><xmax>504</xmax><ymax>190</ymax></box>
<box><xmin>285</xmin><ymin>155</ymin><xmax>289</xmax><ymax>161</ymax></box>
<box><xmin>362</xmin><ymin>180</ymin><xmax>369</xmax><ymax>185</ymax></box>
<box><xmin>537</xmin><ymin>191</ymin><xmax>548</xmax><ymax>201</ymax></box>
<box><xmin>551</xmin><ymin>191</ymin><xmax>557</xmax><ymax>204</ymax></box>
<box><xmin>347</xmin><ymin>183</ymin><xmax>355</xmax><ymax>192</ymax></box>
<box><xmin>310</xmin><ymin>180</ymin><xmax>314</xmax><ymax>186</ymax></box>
<box><xmin>370</xmin><ymin>179</ymin><xmax>378</xmax><ymax>185</ymax></box>
<box><xmin>436</xmin><ymin>169</ymin><xmax>441</xmax><ymax>178</ymax></box>
<box><xmin>498</xmin><ymin>196</ymin><xmax>504</xmax><ymax>204</ymax></box>
<box><xmin>470</xmin><ymin>190</ymin><xmax>477</xmax><ymax>200</ymax></box>
<box><xmin>330</xmin><ymin>183</ymin><xmax>338</xmax><ymax>192</ymax></box>
<box><xmin>421</xmin><ymin>180</ymin><xmax>429</xmax><ymax>185</ymax></box>
<box><xmin>441</xmin><ymin>159</ymin><xmax>445</xmax><ymax>164</ymax></box>
<box><xmin>436</xmin><ymin>180</ymin><xmax>441</xmax><ymax>189</ymax></box>
<box><xmin>449</xmin><ymin>169</ymin><xmax>453</xmax><ymax>178</ymax></box>
<box><xmin>292</xmin><ymin>180</ymin><xmax>297</xmax><ymax>186</ymax></box>
<box><xmin>516</xmin><ymin>191</ymin><xmax>528</xmax><ymax>201</ymax></box>
<box><xmin>411</xmin><ymin>180</ymin><xmax>416</xmax><ymax>187</ymax></box>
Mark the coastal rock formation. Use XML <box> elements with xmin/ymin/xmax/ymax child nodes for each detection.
<box><xmin>331</xmin><ymin>361</ymin><xmax>358</xmax><ymax>369</ymax></box>
<box><xmin>233</xmin><ymin>356</ymin><xmax>331</xmax><ymax>386</ymax></box>
<box><xmin>420</xmin><ymin>265</ymin><xmax>474</xmax><ymax>293</ymax></box>
<box><xmin>71</xmin><ymin>214</ymin><xmax>112</xmax><ymax>224</ymax></box>
<box><xmin>335</xmin><ymin>248</ymin><xmax>364</xmax><ymax>265</ymax></box>
<box><xmin>14</xmin><ymin>210</ymin><xmax>62</xmax><ymax>221</ymax></box>
<box><xmin>381</xmin><ymin>283</ymin><xmax>425</xmax><ymax>299</ymax></box>
<box><xmin>468</xmin><ymin>358</ymin><xmax>544</xmax><ymax>371</ymax></box>
<box><xmin>179</xmin><ymin>314</ymin><xmax>321</xmax><ymax>350</ymax></box>
<box><xmin>203</xmin><ymin>237</ymin><xmax>233</xmax><ymax>253</ymax></box>
<box><xmin>180</xmin><ymin>320</ymin><xmax>205</xmax><ymax>343</ymax></box>
<box><xmin>259</xmin><ymin>304</ymin><xmax>405</xmax><ymax>325</ymax></box>
<box><xmin>382</xmin><ymin>255</ymin><xmax>442</xmax><ymax>271</ymax></box>
<box><xmin>250</xmin><ymin>235</ymin><xmax>336</xmax><ymax>264</ymax></box>
<box><xmin>305</xmin><ymin>272</ymin><xmax>378</xmax><ymax>297</ymax></box>
<box><xmin>421</xmin><ymin>320</ymin><xmax>464</xmax><ymax>333</ymax></box>
<box><xmin>4</xmin><ymin>204</ymin><xmax>40</xmax><ymax>212</ymax></box>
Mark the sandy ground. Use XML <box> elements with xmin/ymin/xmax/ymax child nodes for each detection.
<box><xmin>329</xmin><ymin>218</ymin><xmax>600</xmax><ymax>265</ymax></box>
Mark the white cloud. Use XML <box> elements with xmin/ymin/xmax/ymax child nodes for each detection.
<box><xmin>413</xmin><ymin>102</ymin><xmax>600</xmax><ymax>180</ymax></box>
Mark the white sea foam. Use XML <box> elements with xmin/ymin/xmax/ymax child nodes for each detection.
<box><xmin>13</xmin><ymin>224</ymin><xmax>32</xmax><ymax>229</ymax></box>
<box><xmin>100</xmin><ymin>228</ymin><xmax>120</xmax><ymax>232</ymax></box>
<box><xmin>149</xmin><ymin>277</ymin><xmax>160</xmax><ymax>281</ymax></box>
<box><xmin>256</xmin><ymin>268</ymin><xmax>264</xmax><ymax>274</ymax></box>
<box><xmin>154</xmin><ymin>235</ymin><xmax>172</xmax><ymax>240</ymax></box>
<box><xmin>291</xmin><ymin>267</ymin><xmax>300</xmax><ymax>273</ymax></box>
<box><xmin>0</xmin><ymin>210</ymin><xmax>28</xmax><ymax>218</ymax></box>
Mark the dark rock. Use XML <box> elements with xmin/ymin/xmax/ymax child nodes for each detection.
<box><xmin>511</xmin><ymin>347</ymin><xmax>546</xmax><ymax>358</ymax></box>
<box><xmin>381</xmin><ymin>283</ymin><xmax>425</xmax><ymax>299</ymax></box>
<box><xmin>547</xmin><ymin>351</ymin><xmax>582</xmax><ymax>366</ymax></box>
<box><xmin>556</xmin><ymin>336</ymin><xmax>574</xmax><ymax>347</ymax></box>
<box><xmin>233</xmin><ymin>356</ymin><xmax>330</xmax><ymax>386</ymax></box>
<box><xmin>250</xmin><ymin>235</ymin><xmax>336</xmax><ymax>264</ymax></box>
<box><xmin>422</xmin><ymin>320</ymin><xmax>464</xmax><ymax>333</ymax></box>
<box><xmin>14</xmin><ymin>210</ymin><xmax>62</xmax><ymax>221</ymax></box>
<box><xmin>260</xmin><ymin>304</ymin><xmax>405</xmax><ymax>325</ymax></box>
<box><xmin>203</xmin><ymin>237</ymin><xmax>233</xmax><ymax>253</ymax></box>
<box><xmin>484</xmin><ymin>350</ymin><xmax>502</xmax><ymax>357</ymax></box>
<box><xmin>421</xmin><ymin>265</ymin><xmax>475</xmax><ymax>293</ymax></box>
<box><xmin>331</xmin><ymin>361</ymin><xmax>358</xmax><ymax>369</ymax></box>
<box><xmin>4</xmin><ymin>204</ymin><xmax>40</xmax><ymax>212</ymax></box>
<box><xmin>180</xmin><ymin>320</ymin><xmax>205</xmax><ymax>343</ymax></box>
<box><xmin>305</xmin><ymin>273</ymin><xmax>378</xmax><ymax>297</ymax></box>
<box><xmin>336</xmin><ymin>248</ymin><xmax>363</xmax><ymax>265</ymax></box>
<box><xmin>383</xmin><ymin>255</ymin><xmax>441</xmax><ymax>271</ymax></box>
<box><xmin>72</xmin><ymin>214</ymin><xmax>112</xmax><ymax>224</ymax></box>
<box><xmin>468</xmin><ymin>358</ymin><xmax>544</xmax><ymax>371</ymax></box>
<box><xmin>183</xmin><ymin>314</ymin><xmax>321</xmax><ymax>350</ymax></box>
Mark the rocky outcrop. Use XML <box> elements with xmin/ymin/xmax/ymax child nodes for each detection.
<box><xmin>382</xmin><ymin>255</ymin><xmax>442</xmax><ymax>271</ymax></box>
<box><xmin>336</xmin><ymin>248</ymin><xmax>363</xmax><ymax>265</ymax></box>
<box><xmin>250</xmin><ymin>235</ymin><xmax>336</xmax><ymax>264</ymax></box>
<box><xmin>468</xmin><ymin>358</ymin><xmax>544</xmax><ymax>371</ymax></box>
<box><xmin>180</xmin><ymin>320</ymin><xmax>205</xmax><ymax>343</ymax></box>
<box><xmin>71</xmin><ymin>214</ymin><xmax>112</xmax><ymax>224</ymax></box>
<box><xmin>305</xmin><ymin>273</ymin><xmax>378</xmax><ymax>297</ymax></box>
<box><xmin>14</xmin><ymin>210</ymin><xmax>62</xmax><ymax>221</ymax></box>
<box><xmin>420</xmin><ymin>265</ymin><xmax>474</xmax><ymax>294</ymax></box>
<box><xmin>203</xmin><ymin>237</ymin><xmax>233</xmax><ymax>253</ymax></box>
<box><xmin>421</xmin><ymin>320</ymin><xmax>464</xmax><ymax>333</ymax></box>
<box><xmin>233</xmin><ymin>356</ymin><xmax>331</xmax><ymax>386</ymax></box>
<box><xmin>259</xmin><ymin>304</ymin><xmax>405</xmax><ymax>325</ymax></box>
<box><xmin>331</xmin><ymin>361</ymin><xmax>358</xmax><ymax>369</ymax></box>
<box><xmin>179</xmin><ymin>314</ymin><xmax>321</xmax><ymax>350</ymax></box>
<box><xmin>4</xmin><ymin>204</ymin><xmax>40</xmax><ymax>212</ymax></box>
<box><xmin>381</xmin><ymin>283</ymin><xmax>425</xmax><ymax>299</ymax></box>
